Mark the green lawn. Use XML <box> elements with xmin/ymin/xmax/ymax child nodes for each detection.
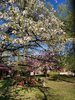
<box><xmin>0</xmin><ymin>74</ymin><xmax>75</xmax><ymax>100</ymax></box>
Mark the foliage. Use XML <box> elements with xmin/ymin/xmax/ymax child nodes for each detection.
<box><xmin>56</xmin><ymin>0</ymin><xmax>75</xmax><ymax>35</ymax></box>
<box><xmin>56</xmin><ymin>0</ymin><xmax>75</xmax><ymax>71</ymax></box>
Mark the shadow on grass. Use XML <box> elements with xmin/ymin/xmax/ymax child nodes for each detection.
<box><xmin>38</xmin><ymin>87</ymin><xmax>49</xmax><ymax>100</ymax></box>
<box><xmin>32</xmin><ymin>74</ymin><xmax>45</xmax><ymax>78</ymax></box>
<box><xmin>49</xmin><ymin>75</ymin><xmax>75</xmax><ymax>83</ymax></box>
<box><xmin>0</xmin><ymin>95</ymin><xmax>10</xmax><ymax>100</ymax></box>
<box><xmin>27</xmin><ymin>85</ymin><xmax>62</xmax><ymax>100</ymax></box>
<box><xmin>0</xmin><ymin>78</ymin><xmax>12</xmax><ymax>100</ymax></box>
<box><xmin>37</xmin><ymin>86</ymin><xmax>62</xmax><ymax>100</ymax></box>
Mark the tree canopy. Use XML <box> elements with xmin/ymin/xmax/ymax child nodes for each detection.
<box><xmin>0</xmin><ymin>0</ymin><xmax>72</xmax><ymax>72</ymax></box>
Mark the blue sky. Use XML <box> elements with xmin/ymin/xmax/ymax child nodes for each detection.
<box><xmin>46</xmin><ymin>0</ymin><xmax>65</xmax><ymax>9</ymax></box>
<box><xmin>0</xmin><ymin>18</ymin><xmax>10</xmax><ymax>25</ymax></box>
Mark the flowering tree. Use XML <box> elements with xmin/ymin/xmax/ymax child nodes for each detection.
<box><xmin>0</xmin><ymin>0</ymin><xmax>66</xmax><ymax>71</ymax></box>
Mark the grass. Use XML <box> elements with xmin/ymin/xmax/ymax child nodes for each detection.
<box><xmin>46</xmin><ymin>79</ymin><xmax>75</xmax><ymax>100</ymax></box>
<box><xmin>0</xmin><ymin>72</ymin><xmax>75</xmax><ymax>100</ymax></box>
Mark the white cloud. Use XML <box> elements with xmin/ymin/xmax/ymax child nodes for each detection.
<box><xmin>54</xmin><ymin>0</ymin><xmax>58</xmax><ymax>3</ymax></box>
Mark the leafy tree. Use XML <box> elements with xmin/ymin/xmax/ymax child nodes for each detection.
<box><xmin>56</xmin><ymin>0</ymin><xmax>75</xmax><ymax>71</ymax></box>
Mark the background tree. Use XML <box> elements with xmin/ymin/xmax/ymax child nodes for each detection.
<box><xmin>55</xmin><ymin>0</ymin><xmax>75</xmax><ymax>72</ymax></box>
